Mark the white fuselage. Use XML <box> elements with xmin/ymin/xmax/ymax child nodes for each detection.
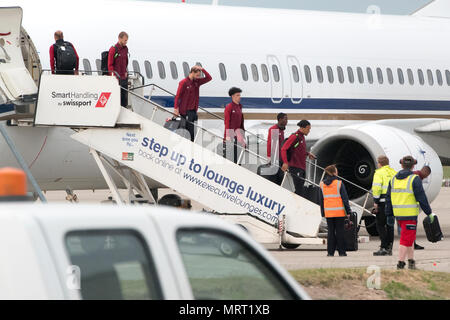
<box><xmin>11</xmin><ymin>0</ymin><xmax>450</xmax><ymax>119</ymax></box>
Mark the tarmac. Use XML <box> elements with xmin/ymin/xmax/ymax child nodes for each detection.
<box><xmin>44</xmin><ymin>187</ymin><xmax>450</xmax><ymax>272</ymax></box>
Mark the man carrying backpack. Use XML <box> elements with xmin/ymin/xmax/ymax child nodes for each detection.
<box><xmin>49</xmin><ymin>30</ymin><xmax>79</xmax><ymax>75</ymax></box>
<box><xmin>108</xmin><ymin>32</ymin><xmax>129</xmax><ymax>107</ymax></box>
<box><xmin>281</xmin><ymin>120</ymin><xmax>316</xmax><ymax>197</ymax></box>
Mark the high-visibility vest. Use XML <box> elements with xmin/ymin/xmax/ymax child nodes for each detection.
<box><xmin>390</xmin><ymin>174</ymin><xmax>420</xmax><ymax>218</ymax></box>
<box><xmin>372</xmin><ymin>165</ymin><xmax>397</xmax><ymax>203</ymax></box>
<box><xmin>320</xmin><ymin>179</ymin><xmax>347</xmax><ymax>218</ymax></box>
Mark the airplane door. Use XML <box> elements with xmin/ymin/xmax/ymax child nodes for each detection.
<box><xmin>267</xmin><ymin>55</ymin><xmax>283</xmax><ymax>104</ymax></box>
<box><xmin>287</xmin><ymin>56</ymin><xmax>303</xmax><ymax>104</ymax></box>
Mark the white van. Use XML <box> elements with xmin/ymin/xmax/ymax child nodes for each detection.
<box><xmin>0</xmin><ymin>204</ymin><xmax>309</xmax><ymax>300</ymax></box>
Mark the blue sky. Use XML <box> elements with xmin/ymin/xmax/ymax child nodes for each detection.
<box><xmin>137</xmin><ymin>0</ymin><xmax>431</xmax><ymax>15</ymax></box>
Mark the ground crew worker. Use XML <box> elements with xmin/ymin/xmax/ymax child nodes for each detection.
<box><xmin>412</xmin><ymin>165</ymin><xmax>432</xmax><ymax>250</ymax></box>
<box><xmin>174</xmin><ymin>65</ymin><xmax>212</xmax><ymax>141</ymax></box>
<box><xmin>0</xmin><ymin>167</ymin><xmax>31</xmax><ymax>202</ymax></box>
<box><xmin>385</xmin><ymin>156</ymin><xmax>436</xmax><ymax>270</ymax></box>
<box><xmin>372</xmin><ymin>155</ymin><xmax>397</xmax><ymax>256</ymax></box>
<box><xmin>267</xmin><ymin>113</ymin><xmax>288</xmax><ymax>185</ymax></box>
<box><xmin>281</xmin><ymin>120</ymin><xmax>316</xmax><ymax>197</ymax></box>
<box><xmin>49</xmin><ymin>30</ymin><xmax>79</xmax><ymax>75</ymax></box>
<box><xmin>108</xmin><ymin>31</ymin><xmax>129</xmax><ymax>107</ymax></box>
<box><xmin>319</xmin><ymin>165</ymin><xmax>351</xmax><ymax>257</ymax></box>
<box><xmin>223</xmin><ymin>87</ymin><xmax>245</xmax><ymax>163</ymax></box>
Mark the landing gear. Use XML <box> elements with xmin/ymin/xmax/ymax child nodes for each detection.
<box><xmin>281</xmin><ymin>243</ymin><xmax>301</xmax><ymax>250</ymax></box>
<box><xmin>364</xmin><ymin>215</ymin><xmax>379</xmax><ymax>236</ymax></box>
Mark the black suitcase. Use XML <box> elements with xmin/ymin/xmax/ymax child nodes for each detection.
<box><xmin>423</xmin><ymin>215</ymin><xmax>443</xmax><ymax>243</ymax></box>
<box><xmin>164</xmin><ymin>117</ymin><xmax>182</xmax><ymax>132</ymax></box>
<box><xmin>303</xmin><ymin>184</ymin><xmax>321</xmax><ymax>205</ymax></box>
<box><xmin>257</xmin><ymin>163</ymin><xmax>279</xmax><ymax>184</ymax></box>
<box><xmin>344</xmin><ymin>212</ymin><xmax>358</xmax><ymax>251</ymax></box>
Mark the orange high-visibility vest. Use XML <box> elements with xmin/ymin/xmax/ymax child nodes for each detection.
<box><xmin>320</xmin><ymin>179</ymin><xmax>346</xmax><ymax>218</ymax></box>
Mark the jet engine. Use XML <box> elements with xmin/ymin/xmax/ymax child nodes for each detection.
<box><xmin>309</xmin><ymin>123</ymin><xmax>443</xmax><ymax>207</ymax></box>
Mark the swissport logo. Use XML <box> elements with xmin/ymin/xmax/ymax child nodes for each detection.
<box><xmin>95</xmin><ymin>92</ymin><xmax>111</xmax><ymax>108</ymax></box>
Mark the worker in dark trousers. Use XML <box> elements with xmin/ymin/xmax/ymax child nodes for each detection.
<box><xmin>49</xmin><ymin>30</ymin><xmax>79</xmax><ymax>75</ymax></box>
<box><xmin>281</xmin><ymin>120</ymin><xmax>316</xmax><ymax>197</ymax></box>
<box><xmin>223</xmin><ymin>87</ymin><xmax>246</xmax><ymax>163</ymax></box>
<box><xmin>385</xmin><ymin>156</ymin><xmax>436</xmax><ymax>270</ymax></box>
<box><xmin>267</xmin><ymin>113</ymin><xmax>288</xmax><ymax>185</ymax></box>
<box><xmin>319</xmin><ymin>165</ymin><xmax>351</xmax><ymax>257</ymax></box>
<box><xmin>174</xmin><ymin>65</ymin><xmax>212</xmax><ymax>141</ymax></box>
<box><xmin>372</xmin><ymin>155</ymin><xmax>397</xmax><ymax>256</ymax></box>
<box><xmin>108</xmin><ymin>31</ymin><xmax>129</xmax><ymax>107</ymax></box>
<box><xmin>411</xmin><ymin>165</ymin><xmax>432</xmax><ymax>250</ymax></box>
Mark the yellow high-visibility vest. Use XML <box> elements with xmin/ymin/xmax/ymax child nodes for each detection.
<box><xmin>372</xmin><ymin>165</ymin><xmax>397</xmax><ymax>202</ymax></box>
<box><xmin>390</xmin><ymin>174</ymin><xmax>419</xmax><ymax>218</ymax></box>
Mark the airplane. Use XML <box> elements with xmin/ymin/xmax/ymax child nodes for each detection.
<box><xmin>0</xmin><ymin>0</ymin><xmax>449</xmax><ymax>215</ymax></box>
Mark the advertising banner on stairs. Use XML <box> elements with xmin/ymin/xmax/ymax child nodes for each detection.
<box><xmin>72</xmin><ymin>109</ymin><xmax>322</xmax><ymax>237</ymax></box>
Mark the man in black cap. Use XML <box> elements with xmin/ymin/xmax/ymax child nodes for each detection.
<box><xmin>223</xmin><ymin>87</ymin><xmax>245</xmax><ymax>163</ymax></box>
<box><xmin>385</xmin><ymin>155</ymin><xmax>435</xmax><ymax>270</ymax></box>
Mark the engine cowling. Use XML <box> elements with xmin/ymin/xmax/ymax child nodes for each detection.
<box><xmin>309</xmin><ymin>124</ymin><xmax>443</xmax><ymax>206</ymax></box>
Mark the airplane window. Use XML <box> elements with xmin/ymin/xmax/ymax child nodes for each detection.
<box><xmin>397</xmin><ymin>68</ymin><xmax>404</xmax><ymax>85</ymax></box>
<box><xmin>132</xmin><ymin>60</ymin><xmax>141</xmax><ymax>74</ymax></box>
<box><xmin>219</xmin><ymin>63</ymin><xmax>227</xmax><ymax>81</ymax></box>
<box><xmin>272</xmin><ymin>65</ymin><xmax>280</xmax><ymax>82</ymax></box>
<box><xmin>357</xmin><ymin>67</ymin><xmax>364</xmax><ymax>83</ymax></box>
<box><xmin>386</xmin><ymin>68</ymin><xmax>394</xmax><ymax>84</ymax></box>
<box><xmin>95</xmin><ymin>59</ymin><xmax>102</xmax><ymax>75</ymax></box>
<box><xmin>157</xmin><ymin>61</ymin><xmax>166</xmax><ymax>79</ymax></box>
<box><xmin>436</xmin><ymin>70</ymin><xmax>443</xmax><ymax>86</ymax></box>
<box><xmin>144</xmin><ymin>61</ymin><xmax>153</xmax><ymax>79</ymax></box>
<box><xmin>183</xmin><ymin>62</ymin><xmax>190</xmax><ymax>78</ymax></box>
<box><xmin>326</xmin><ymin>66</ymin><xmax>334</xmax><ymax>83</ymax></box>
<box><xmin>291</xmin><ymin>65</ymin><xmax>299</xmax><ymax>83</ymax></box>
<box><xmin>337</xmin><ymin>66</ymin><xmax>344</xmax><ymax>84</ymax></box>
<box><xmin>261</xmin><ymin>64</ymin><xmax>269</xmax><ymax>82</ymax></box>
<box><xmin>446</xmin><ymin>70</ymin><xmax>450</xmax><ymax>86</ymax></box>
<box><xmin>407</xmin><ymin>69</ymin><xmax>414</xmax><ymax>85</ymax></box>
<box><xmin>347</xmin><ymin>67</ymin><xmax>354</xmax><ymax>83</ymax></box>
<box><xmin>316</xmin><ymin>66</ymin><xmax>323</xmax><ymax>83</ymax></box>
<box><xmin>170</xmin><ymin>61</ymin><xmax>178</xmax><ymax>80</ymax></box>
<box><xmin>366</xmin><ymin>67</ymin><xmax>373</xmax><ymax>84</ymax></box>
<box><xmin>427</xmin><ymin>69</ymin><xmax>434</xmax><ymax>85</ymax></box>
<box><xmin>251</xmin><ymin>64</ymin><xmax>259</xmax><ymax>82</ymax></box>
<box><xmin>304</xmin><ymin>65</ymin><xmax>312</xmax><ymax>83</ymax></box>
<box><xmin>417</xmin><ymin>69</ymin><xmax>424</xmax><ymax>85</ymax></box>
<box><xmin>241</xmin><ymin>64</ymin><xmax>249</xmax><ymax>81</ymax></box>
<box><xmin>376</xmin><ymin>68</ymin><xmax>383</xmax><ymax>84</ymax></box>
<box><xmin>83</xmin><ymin>59</ymin><xmax>92</xmax><ymax>75</ymax></box>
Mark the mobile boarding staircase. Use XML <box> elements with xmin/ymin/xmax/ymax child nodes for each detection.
<box><xmin>0</xmin><ymin>6</ymin><xmax>370</xmax><ymax>247</ymax></box>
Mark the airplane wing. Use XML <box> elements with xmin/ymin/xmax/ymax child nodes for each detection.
<box><xmin>412</xmin><ymin>0</ymin><xmax>450</xmax><ymax>18</ymax></box>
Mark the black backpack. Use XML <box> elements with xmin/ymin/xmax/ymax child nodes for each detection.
<box><xmin>282</xmin><ymin>133</ymin><xmax>301</xmax><ymax>162</ymax></box>
<box><xmin>101</xmin><ymin>45</ymin><xmax>119</xmax><ymax>76</ymax></box>
<box><xmin>54</xmin><ymin>41</ymin><xmax>77</xmax><ymax>71</ymax></box>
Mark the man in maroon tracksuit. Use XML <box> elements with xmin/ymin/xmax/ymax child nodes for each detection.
<box><xmin>223</xmin><ymin>87</ymin><xmax>245</xmax><ymax>163</ymax></box>
<box><xmin>174</xmin><ymin>65</ymin><xmax>212</xmax><ymax>141</ymax></box>
<box><xmin>108</xmin><ymin>31</ymin><xmax>129</xmax><ymax>107</ymax></box>
<box><xmin>267</xmin><ymin>113</ymin><xmax>288</xmax><ymax>185</ymax></box>
<box><xmin>281</xmin><ymin>120</ymin><xmax>316</xmax><ymax>196</ymax></box>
